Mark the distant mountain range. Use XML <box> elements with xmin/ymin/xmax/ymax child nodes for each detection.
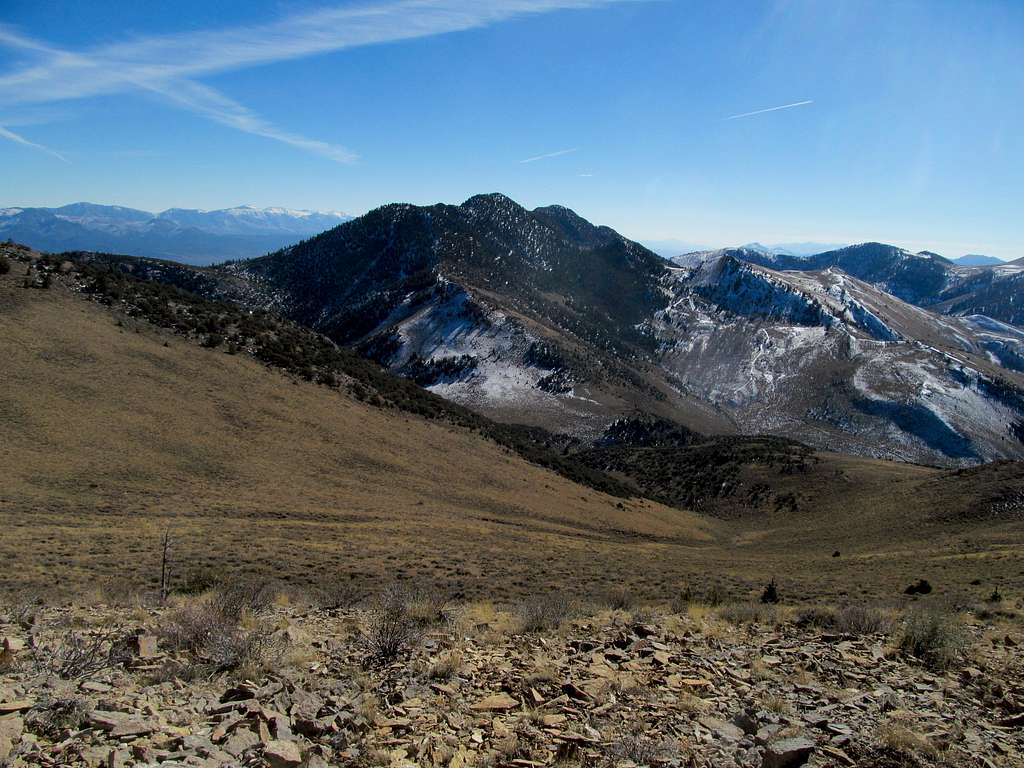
<box><xmin>73</xmin><ymin>193</ymin><xmax>1024</xmax><ymax>467</ymax></box>
<box><xmin>954</xmin><ymin>254</ymin><xmax>1006</xmax><ymax>266</ymax></box>
<box><xmin>643</xmin><ymin>239</ymin><xmax>846</xmax><ymax>258</ymax></box>
<box><xmin>0</xmin><ymin>203</ymin><xmax>351</xmax><ymax>264</ymax></box>
<box><xmin>678</xmin><ymin>243</ymin><xmax>1024</xmax><ymax>328</ymax></box>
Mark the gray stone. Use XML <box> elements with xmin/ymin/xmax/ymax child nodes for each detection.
<box><xmin>762</xmin><ymin>737</ymin><xmax>815</xmax><ymax>768</ymax></box>
<box><xmin>699</xmin><ymin>716</ymin><xmax>745</xmax><ymax>741</ymax></box>
<box><xmin>263</xmin><ymin>739</ymin><xmax>302</xmax><ymax>768</ymax></box>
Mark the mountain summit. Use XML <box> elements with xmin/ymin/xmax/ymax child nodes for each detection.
<box><xmin>193</xmin><ymin>194</ymin><xmax>1024</xmax><ymax>465</ymax></box>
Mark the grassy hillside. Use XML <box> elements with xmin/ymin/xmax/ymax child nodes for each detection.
<box><xmin>1</xmin><ymin>255</ymin><xmax>1023</xmax><ymax>607</ymax></box>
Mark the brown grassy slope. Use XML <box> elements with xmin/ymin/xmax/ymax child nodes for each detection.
<box><xmin>2</xmin><ymin>269</ymin><xmax>1023</xmax><ymax>605</ymax></box>
<box><xmin>0</xmin><ymin>270</ymin><xmax>717</xmax><ymax>600</ymax></box>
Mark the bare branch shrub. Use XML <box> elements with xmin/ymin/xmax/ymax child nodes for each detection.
<box><xmin>46</xmin><ymin>631</ymin><xmax>132</xmax><ymax>680</ymax></box>
<box><xmin>25</xmin><ymin>697</ymin><xmax>90</xmax><ymax>740</ymax></box>
<box><xmin>360</xmin><ymin>584</ymin><xmax>423</xmax><ymax>660</ymax></box>
<box><xmin>516</xmin><ymin>592</ymin><xmax>575</xmax><ymax>633</ymax></box>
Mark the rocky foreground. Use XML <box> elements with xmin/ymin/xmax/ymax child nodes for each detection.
<box><xmin>1</xmin><ymin>587</ymin><xmax>1022</xmax><ymax>768</ymax></box>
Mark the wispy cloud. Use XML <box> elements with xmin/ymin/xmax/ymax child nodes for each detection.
<box><xmin>520</xmin><ymin>147</ymin><xmax>579</xmax><ymax>164</ymax></box>
<box><xmin>0</xmin><ymin>124</ymin><xmax>67</xmax><ymax>161</ymax></box>
<box><xmin>143</xmin><ymin>80</ymin><xmax>359</xmax><ymax>164</ymax></box>
<box><xmin>726</xmin><ymin>99</ymin><xmax>813</xmax><ymax>120</ymax></box>
<box><xmin>0</xmin><ymin>1</ymin><xmax>634</xmax><ymax>161</ymax></box>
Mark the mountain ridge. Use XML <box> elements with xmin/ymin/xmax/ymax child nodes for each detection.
<box><xmin>11</xmin><ymin>194</ymin><xmax>1024</xmax><ymax>466</ymax></box>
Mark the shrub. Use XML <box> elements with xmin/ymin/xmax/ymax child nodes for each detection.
<box><xmin>760</xmin><ymin>579</ymin><xmax>779</xmax><ymax>604</ymax></box>
<box><xmin>47</xmin><ymin>630</ymin><xmax>132</xmax><ymax>680</ymax></box>
<box><xmin>717</xmin><ymin>602</ymin><xmax>779</xmax><ymax>626</ymax></box>
<box><xmin>835</xmin><ymin>604</ymin><xmax>893</xmax><ymax>635</ymax></box>
<box><xmin>401</xmin><ymin>584</ymin><xmax>450</xmax><ymax>626</ymax></box>
<box><xmin>204</xmin><ymin>624</ymin><xmax>284</xmax><ymax>677</ymax></box>
<box><xmin>670</xmin><ymin>583</ymin><xmax>695</xmax><ymax>613</ymax></box>
<box><xmin>160</xmin><ymin>600</ymin><xmax>233</xmax><ymax>654</ymax></box>
<box><xmin>174</xmin><ymin>566</ymin><xmax>229</xmax><ymax>595</ymax></box>
<box><xmin>703</xmin><ymin>582</ymin><xmax>727</xmax><ymax>607</ymax></box>
<box><xmin>607</xmin><ymin>735</ymin><xmax>680</xmax><ymax>766</ymax></box>
<box><xmin>25</xmin><ymin>697</ymin><xmax>90</xmax><ymax>740</ymax></box>
<box><xmin>209</xmin><ymin>577</ymin><xmax>277</xmax><ymax>621</ymax></box>
<box><xmin>428</xmin><ymin>650</ymin><xmax>464</xmax><ymax>680</ymax></box>
<box><xmin>360</xmin><ymin>584</ymin><xmax>423</xmax><ymax>660</ymax></box>
<box><xmin>159</xmin><ymin>595</ymin><xmax>282</xmax><ymax>676</ymax></box>
<box><xmin>604</xmin><ymin>585</ymin><xmax>636</xmax><ymax>611</ymax></box>
<box><xmin>904</xmin><ymin>579</ymin><xmax>933</xmax><ymax>596</ymax></box>
<box><xmin>516</xmin><ymin>592</ymin><xmax>575</xmax><ymax>633</ymax></box>
<box><xmin>897</xmin><ymin>608</ymin><xmax>967</xmax><ymax>670</ymax></box>
<box><xmin>315</xmin><ymin>578</ymin><xmax>363</xmax><ymax>610</ymax></box>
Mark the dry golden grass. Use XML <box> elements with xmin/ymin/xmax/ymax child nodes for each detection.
<box><xmin>2</xmin><ymin>271</ymin><xmax>1024</xmax><ymax>606</ymax></box>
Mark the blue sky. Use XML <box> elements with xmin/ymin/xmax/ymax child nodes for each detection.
<box><xmin>1</xmin><ymin>0</ymin><xmax>1022</xmax><ymax>259</ymax></box>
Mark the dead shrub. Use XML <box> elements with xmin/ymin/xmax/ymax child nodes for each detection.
<box><xmin>516</xmin><ymin>592</ymin><xmax>575</xmax><ymax>633</ymax></box>
<box><xmin>25</xmin><ymin>697</ymin><xmax>90</xmax><ymax>740</ymax></box>
<box><xmin>45</xmin><ymin>630</ymin><xmax>132</xmax><ymax>680</ymax></box>
<box><xmin>897</xmin><ymin>607</ymin><xmax>967</xmax><ymax>670</ymax></box>
<box><xmin>607</xmin><ymin>734</ymin><xmax>680</xmax><ymax>766</ymax></box>
<box><xmin>360</xmin><ymin>584</ymin><xmax>423</xmax><ymax>660</ymax></box>
<box><xmin>205</xmin><ymin>625</ymin><xmax>284</xmax><ymax>677</ymax></box>
<box><xmin>1</xmin><ymin>591</ymin><xmax>42</xmax><ymax>628</ymax></box>
<box><xmin>160</xmin><ymin>591</ymin><xmax>283</xmax><ymax>676</ymax></box>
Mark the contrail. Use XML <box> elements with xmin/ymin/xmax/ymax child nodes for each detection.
<box><xmin>0</xmin><ymin>124</ymin><xmax>67</xmax><ymax>161</ymax></box>
<box><xmin>726</xmin><ymin>99</ymin><xmax>813</xmax><ymax>120</ymax></box>
<box><xmin>520</xmin><ymin>147</ymin><xmax>578</xmax><ymax>164</ymax></box>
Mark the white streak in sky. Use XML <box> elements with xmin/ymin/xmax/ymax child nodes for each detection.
<box><xmin>0</xmin><ymin>124</ymin><xmax>67</xmax><ymax>161</ymax></box>
<box><xmin>0</xmin><ymin>0</ymin><xmax>636</xmax><ymax>161</ymax></box>
<box><xmin>520</xmin><ymin>147</ymin><xmax>578</xmax><ymax>163</ymax></box>
<box><xmin>726</xmin><ymin>99</ymin><xmax>813</xmax><ymax>120</ymax></box>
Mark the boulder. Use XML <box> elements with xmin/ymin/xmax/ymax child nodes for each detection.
<box><xmin>264</xmin><ymin>739</ymin><xmax>302</xmax><ymax>768</ymax></box>
<box><xmin>762</xmin><ymin>737</ymin><xmax>816</xmax><ymax>768</ymax></box>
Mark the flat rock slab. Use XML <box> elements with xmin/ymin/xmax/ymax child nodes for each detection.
<box><xmin>471</xmin><ymin>693</ymin><xmax>518</xmax><ymax>711</ymax></box>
